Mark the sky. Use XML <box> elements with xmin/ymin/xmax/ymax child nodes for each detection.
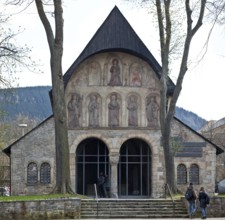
<box><xmin>1</xmin><ymin>0</ymin><xmax>225</xmax><ymax>121</ymax></box>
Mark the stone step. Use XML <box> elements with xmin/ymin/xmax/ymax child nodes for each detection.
<box><xmin>80</xmin><ymin>199</ymin><xmax>187</xmax><ymax>219</ymax></box>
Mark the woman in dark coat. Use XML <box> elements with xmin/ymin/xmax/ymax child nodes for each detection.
<box><xmin>198</xmin><ymin>187</ymin><xmax>209</xmax><ymax>219</ymax></box>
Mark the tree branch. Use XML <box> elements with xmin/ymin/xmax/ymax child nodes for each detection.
<box><xmin>34</xmin><ymin>0</ymin><xmax>55</xmax><ymax>51</ymax></box>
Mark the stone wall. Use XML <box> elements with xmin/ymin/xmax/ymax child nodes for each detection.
<box><xmin>1</xmin><ymin>197</ymin><xmax>225</xmax><ymax>219</ymax></box>
<box><xmin>207</xmin><ymin>197</ymin><xmax>225</xmax><ymax>217</ymax></box>
<box><xmin>172</xmin><ymin>119</ymin><xmax>217</xmax><ymax>194</ymax></box>
<box><xmin>10</xmin><ymin>117</ymin><xmax>56</xmax><ymax>196</ymax></box>
<box><xmin>0</xmin><ymin>198</ymin><xmax>80</xmax><ymax>219</ymax></box>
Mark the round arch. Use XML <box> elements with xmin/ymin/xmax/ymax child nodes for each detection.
<box><xmin>118</xmin><ymin>138</ymin><xmax>152</xmax><ymax>197</ymax></box>
<box><xmin>76</xmin><ymin>137</ymin><xmax>109</xmax><ymax>196</ymax></box>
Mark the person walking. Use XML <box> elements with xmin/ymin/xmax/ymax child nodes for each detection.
<box><xmin>185</xmin><ymin>183</ymin><xmax>197</xmax><ymax>219</ymax></box>
<box><xmin>104</xmin><ymin>175</ymin><xmax>111</xmax><ymax>198</ymax></box>
<box><xmin>198</xmin><ymin>186</ymin><xmax>210</xmax><ymax>219</ymax></box>
<box><xmin>97</xmin><ymin>172</ymin><xmax>106</xmax><ymax>198</ymax></box>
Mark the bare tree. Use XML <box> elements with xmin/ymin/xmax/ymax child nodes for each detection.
<box><xmin>159</xmin><ymin>0</ymin><xmax>207</xmax><ymax>192</ymax></box>
<box><xmin>0</xmin><ymin>12</ymin><xmax>36</xmax><ymax>88</ymax></box>
<box><xmin>207</xmin><ymin>0</ymin><xmax>225</xmax><ymax>25</ymax></box>
<box><xmin>34</xmin><ymin>0</ymin><xmax>73</xmax><ymax>194</ymax></box>
<box><xmin>5</xmin><ymin>0</ymin><xmax>73</xmax><ymax>194</ymax></box>
<box><xmin>126</xmin><ymin>0</ymin><xmax>207</xmax><ymax>191</ymax></box>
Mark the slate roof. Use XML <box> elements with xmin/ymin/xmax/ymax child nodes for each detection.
<box><xmin>174</xmin><ymin>117</ymin><xmax>224</xmax><ymax>155</ymax></box>
<box><xmin>63</xmin><ymin>6</ymin><xmax>175</xmax><ymax>94</ymax></box>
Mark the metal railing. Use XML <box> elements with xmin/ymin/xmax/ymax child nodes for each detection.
<box><xmin>94</xmin><ymin>184</ymin><xmax>99</xmax><ymax>218</ymax></box>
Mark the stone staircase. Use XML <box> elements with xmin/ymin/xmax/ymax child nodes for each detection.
<box><xmin>80</xmin><ymin>198</ymin><xmax>188</xmax><ymax>219</ymax></box>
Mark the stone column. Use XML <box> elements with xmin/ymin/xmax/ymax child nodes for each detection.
<box><xmin>109</xmin><ymin>152</ymin><xmax>120</xmax><ymax>198</ymax></box>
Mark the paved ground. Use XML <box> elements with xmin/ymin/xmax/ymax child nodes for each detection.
<box><xmin>60</xmin><ymin>218</ymin><xmax>225</xmax><ymax>220</ymax></box>
<box><xmin>73</xmin><ymin>219</ymin><xmax>225</xmax><ymax>220</ymax></box>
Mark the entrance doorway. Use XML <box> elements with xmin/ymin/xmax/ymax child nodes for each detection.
<box><xmin>76</xmin><ymin>138</ymin><xmax>109</xmax><ymax>196</ymax></box>
<box><xmin>118</xmin><ymin>138</ymin><xmax>151</xmax><ymax>197</ymax></box>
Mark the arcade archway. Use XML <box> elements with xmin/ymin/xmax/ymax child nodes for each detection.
<box><xmin>118</xmin><ymin>138</ymin><xmax>151</xmax><ymax>197</ymax></box>
<box><xmin>76</xmin><ymin>138</ymin><xmax>109</xmax><ymax>196</ymax></box>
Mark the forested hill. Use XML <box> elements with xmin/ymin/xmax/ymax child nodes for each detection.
<box><xmin>0</xmin><ymin>86</ymin><xmax>52</xmax><ymax>122</ymax></box>
<box><xmin>0</xmin><ymin>86</ymin><xmax>206</xmax><ymax>131</ymax></box>
<box><xmin>175</xmin><ymin>107</ymin><xmax>206</xmax><ymax>131</ymax></box>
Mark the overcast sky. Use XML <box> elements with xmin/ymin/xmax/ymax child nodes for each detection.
<box><xmin>2</xmin><ymin>0</ymin><xmax>225</xmax><ymax>121</ymax></box>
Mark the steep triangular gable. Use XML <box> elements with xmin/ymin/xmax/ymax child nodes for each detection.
<box><xmin>174</xmin><ymin>116</ymin><xmax>224</xmax><ymax>155</ymax></box>
<box><xmin>63</xmin><ymin>6</ymin><xmax>174</xmax><ymax>94</ymax></box>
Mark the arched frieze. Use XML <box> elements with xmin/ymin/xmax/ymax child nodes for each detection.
<box><xmin>70</xmin><ymin>134</ymin><xmax>112</xmax><ymax>154</ymax></box>
<box><xmin>107</xmin><ymin>92</ymin><xmax>122</xmax><ymax>127</ymax></box>
<box><xmin>87</xmin><ymin>60</ymin><xmax>101</xmax><ymax>86</ymax></box>
<box><xmin>67</xmin><ymin>93</ymin><xmax>82</xmax><ymax>129</ymax></box>
<box><xmin>145</xmin><ymin>94</ymin><xmax>160</xmax><ymax>129</ymax></box>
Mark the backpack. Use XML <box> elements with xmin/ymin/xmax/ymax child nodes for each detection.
<box><xmin>185</xmin><ymin>189</ymin><xmax>193</xmax><ymax>200</ymax></box>
<box><xmin>205</xmin><ymin>194</ymin><xmax>210</xmax><ymax>204</ymax></box>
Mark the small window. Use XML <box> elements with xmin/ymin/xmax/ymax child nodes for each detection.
<box><xmin>177</xmin><ymin>164</ymin><xmax>187</xmax><ymax>184</ymax></box>
<box><xmin>27</xmin><ymin>162</ymin><xmax>38</xmax><ymax>185</ymax></box>
<box><xmin>40</xmin><ymin>162</ymin><xmax>51</xmax><ymax>184</ymax></box>
<box><xmin>189</xmin><ymin>164</ymin><xmax>199</xmax><ymax>185</ymax></box>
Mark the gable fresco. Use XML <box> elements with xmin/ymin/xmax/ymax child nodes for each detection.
<box><xmin>65</xmin><ymin>52</ymin><xmax>160</xmax><ymax>129</ymax></box>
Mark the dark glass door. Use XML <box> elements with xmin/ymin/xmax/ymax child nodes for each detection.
<box><xmin>76</xmin><ymin>138</ymin><xmax>109</xmax><ymax>196</ymax></box>
<box><xmin>118</xmin><ymin>138</ymin><xmax>151</xmax><ymax>197</ymax></box>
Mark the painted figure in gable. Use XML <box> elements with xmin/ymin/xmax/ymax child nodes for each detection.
<box><xmin>146</xmin><ymin>96</ymin><xmax>159</xmax><ymax>128</ymax></box>
<box><xmin>88</xmin><ymin>61</ymin><xmax>101</xmax><ymax>86</ymax></box>
<box><xmin>130</xmin><ymin>64</ymin><xmax>142</xmax><ymax>86</ymax></box>
<box><xmin>74</xmin><ymin>70</ymin><xmax>88</xmax><ymax>86</ymax></box>
<box><xmin>108</xmin><ymin>93</ymin><xmax>120</xmax><ymax>127</ymax></box>
<box><xmin>67</xmin><ymin>93</ymin><xmax>82</xmax><ymax>128</ymax></box>
<box><xmin>108</xmin><ymin>58</ymin><xmax>122</xmax><ymax>86</ymax></box>
<box><xmin>127</xmin><ymin>95</ymin><xmax>138</xmax><ymax>127</ymax></box>
<box><xmin>88</xmin><ymin>94</ymin><xmax>100</xmax><ymax>127</ymax></box>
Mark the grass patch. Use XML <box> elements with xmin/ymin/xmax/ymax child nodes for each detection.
<box><xmin>0</xmin><ymin>193</ymin><xmax>89</xmax><ymax>202</ymax></box>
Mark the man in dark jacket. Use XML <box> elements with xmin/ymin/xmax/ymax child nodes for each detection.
<box><xmin>198</xmin><ymin>186</ymin><xmax>209</xmax><ymax>219</ymax></box>
<box><xmin>185</xmin><ymin>183</ymin><xmax>197</xmax><ymax>219</ymax></box>
<box><xmin>97</xmin><ymin>172</ymin><xmax>106</xmax><ymax>198</ymax></box>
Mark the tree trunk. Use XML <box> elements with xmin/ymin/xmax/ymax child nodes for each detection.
<box><xmin>156</xmin><ymin>0</ymin><xmax>206</xmax><ymax>192</ymax></box>
<box><xmin>35</xmin><ymin>0</ymin><xmax>73</xmax><ymax>194</ymax></box>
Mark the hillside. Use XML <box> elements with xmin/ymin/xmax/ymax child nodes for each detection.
<box><xmin>175</xmin><ymin>107</ymin><xmax>206</xmax><ymax>131</ymax></box>
<box><xmin>0</xmin><ymin>86</ymin><xmax>52</xmax><ymax>122</ymax></box>
<box><xmin>0</xmin><ymin>86</ymin><xmax>206</xmax><ymax>130</ymax></box>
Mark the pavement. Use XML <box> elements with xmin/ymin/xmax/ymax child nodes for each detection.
<box><xmin>75</xmin><ymin>219</ymin><xmax>225</xmax><ymax>220</ymax></box>
<box><xmin>79</xmin><ymin>214</ymin><xmax>224</xmax><ymax>219</ymax></box>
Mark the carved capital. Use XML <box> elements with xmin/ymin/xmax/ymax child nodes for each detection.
<box><xmin>109</xmin><ymin>152</ymin><xmax>120</xmax><ymax>165</ymax></box>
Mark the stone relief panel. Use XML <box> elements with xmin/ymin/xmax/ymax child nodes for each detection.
<box><xmin>67</xmin><ymin>93</ymin><xmax>82</xmax><ymax>129</ymax></box>
<box><xmin>107</xmin><ymin>57</ymin><xmax>123</xmax><ymax>86</ymax></box>
<box><xmin>87</xmin><ymin>93</ymin><xmax>101</xmax><ymax>127</ymax></box>
<box><xmin>87</xmin><ymin>61</ymin><xmax>101</xmax><ymax>86</ymax></box>
<box><xmin>129</xmin><ymin>63</ymin><xmax>142</xmax><ymax>87</ymax></box>
<box><xmin>108</xmin><ymin>93</ymin><xmax>121</xmax><ymax>127</ymax></box>
<box><xmin>127</xmin><ymin>94</ymin><xmax>139</xmax><ymax>127</ymax></box>
<box><xmin>146</xmin><ymin>95</ymin><xmax>160</xmax><ymax>128</ymax></box>
<box><xmin>65</xmin><ymin>52</ymin><xmax>161</xmax><ymax>129</ymax></box>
